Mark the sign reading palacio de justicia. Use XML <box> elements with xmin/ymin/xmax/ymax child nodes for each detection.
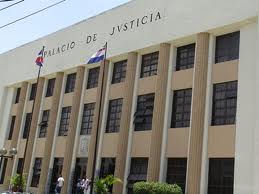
<box><xmin>43</xmin><ymin>11</ymin><xmax>162</xmax><ymax>58</ymax></box>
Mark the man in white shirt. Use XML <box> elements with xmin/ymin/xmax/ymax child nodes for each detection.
<box><xmin>55</xmin><ymin>174</ymin><xmax>64</xmax><ymax>194</ymax></box>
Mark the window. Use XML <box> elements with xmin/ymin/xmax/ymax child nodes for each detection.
<box><xmin>87</xmin><ymin>67</ymin><xmax>100</xmax><ymax>89</ymax></box>
<box><xmin>100</xmin><ymin>158</ymin><xmax>116</xmax><ymax>178</ymax></box>
<box><xmin>208</xmin><ymin>158</ymin><xmax>234</xmax><ymax>194</ymax></box>
<box><xmin>23</xmin><ymin>113</ymin><xmax>32</xmax><ymax>139</ymax></box>
<box><xmin>72</xmin><ymin>158</ymin><xmax>87</xmax><ymax>194</ymax></box>
<box><xmin>171</xmin><ymin>89</ymin><xmax>192</xmax><ymax>128</ymax></box>
<box><xmin>176</xmin><ymin>44</ymin><xmax>195</xmax><ymax>71</ymax></box>
<box><xmin>215</xmin><ymin>31</ymin><xmax>240</xmax><ymax>63</ymax></box>
<box><xmin>15</xmin><ymin>88</ymin><xmax>21</xmax><ymax>104</ymax></box>
<box><xmin>112</xmin><ymin>60</ymin><xmax>127</xmax><ymax>84</ymax></box>
<box><xmin>46</xmin><ymin>78</ymin><xmax>55</xmax><ymax>97</ymax></box>
<box><xmin>50</xmin><ymin>158</ymin><xmax>63</xmax><ymax>193</ymax></box>
<box><xmin>39</xmin><ymin>110</ymin><xmax>50</xmax><ymax>138</ymax></box>
<box><xmin>16</xmin><ymin>158</ymin><xmax>24</xmax><ymax>174</ymax></box>
<box><xmin>8</xmin><ymin>116</ymin><xmax>16</xmax><ymax>140</ymax></box>
<box><xmin>58</xmin><ymin>106</ymin><xmax>71</xmax><ymax>136</ymax></box>
<box><xmin>80</xmin><ymin>103</ymin><xmax>95</xmax><ymax>135</ymax></box>
<box><xmin>140</xmin><ymin>52</ymin><xmax>159</xmax><ymax>78</ymax></box>
<box><xmin>106</xmin><ymin>99</ymin><xmax>123</xmax><ymax>133</ymax></box>
<box><xmin>127</xmin><ymin>158</ymin><xmax>148</xmax><ymax>194</ymax></box>
<box><xmin>134</xmin><ymin>94</ymin><xmax>155</xmax><ymax>131</ymax></box>
<box><xmin>30</xmin><ymin>83</ymin><xmax>37</xmax><ymax>101</ymax></box>
<box><xmin>0</xmin><ymin>158</ymin><xmax>8</xmax><ymax>184</ymax></box>
<box><xmin>212</xmin><ymin>81</ymin><xmax>237</xmax><ymax>125</ymax></box>
<box><xmin>31</xmin><ymin>158</ymin><xmax>42</xmax><ymax>187</ymax></box>
<box><xmin>166</xmin><ymin>158</ymin><xmax>187</xmax><ymax>194</ymax></box>
<box><xmin>65</xmin><ymin>73</ymin><xmax>76</xmax><ymax>93</ymax></box>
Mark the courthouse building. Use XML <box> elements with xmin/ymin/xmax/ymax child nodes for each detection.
<box><xmin>0</xmin><ymin>0</ymin><xmax>259</xmax><ymax>193</ymax></box>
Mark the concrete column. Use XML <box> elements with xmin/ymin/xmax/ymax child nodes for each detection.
<box><xmin>23</xmin><ymin>78</ymin><xmax>45</xmax><ymax>179</ymax></box>
<box><xmin>113</xmin><ymin>52</ymin><xmax>138</xmax><ymax>194</ymax></box>
<box><xmin>147</xmin><ymin>43</ymin><xmax>171</xmax><ymax>181</ymax></box>
<box><xmin>86</xmin><ymin>60</ymin><xmax>109</xmax><ymax>179</ymax></box>
<box><xmin>3</xmin><ymin>82</ymin><xmax>28</xmax><ymax>187</ymax></box>
<box><xmin>61</xmin><ymin>66</ymin><xmax>85</xmax><ymax>194</ymax></box>
<box><xmin>186</xmin><ymin>32</ymin><xmax>210</xmax><ymax>194</ymax></box>
<box><xmin>38</xmin><ymin>73</ymin><xmax>64</xmax><ymax>194</ymax></box>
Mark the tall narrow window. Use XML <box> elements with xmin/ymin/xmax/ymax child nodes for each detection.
<box><xmin>65</xmin><ymin>73</ymin><xmax>76</xmax><ymax>93</ymax></box>
<box><xmin>208</xmin><ymin>158</ymin><xmax>234</xmax><ymax>194</ymax></box>
<box><xmin>46</xmin><ymin>78</ymin><xmax>55</xmax><ymax>97</ymax></box>
<box><xmin>87</xmin><ymin>67</ymin><xmax>100</xmax><ymax>89</ymax></box>
<box><xmin>106</xmin><ymin>99</ymin><xmax>123</xmax><ymax>133</ymax></box>
<box><xmin>212</xmin><ymin>81</ymin><xmax>237</xmax><ymax>125</ymax></box>
<box><xmin>0</xmin><ymin>158</ymin><xmax>8</xmax><ymax>184</ymax></box>
<box><xmin>166</xmin><ymin>158</ymin><xmax>187</xmax><ymax>194</ymax></box>
<box><xmin>50</xmin><ymin>158</ymin><xmax>63</xmax><ymax>193</ymax></box>
<box><xmin>112</xmin><ymin>60</ymin><xmax>127</xmax><ymax>84</ymax></box>
<box><xmin>127</xmin><ymin>158</ymin><xmax>148</xmax><ymax>194</ymax></box>
<box><xmin>176</xmin><ymin>43</ymin><xmax>195</xmax><ymax>71</ymax></box>
<box><xmin>134</xmin><ymin>94</ymin><xmax>155</xmax><ymax>131</ymax></box>
<box><xmin>80</xmin><ymin>103</ymin><xmax>95</xmax><ymax>135</ymax></box>
<box><xmin>171</xmin><ymin>89</ymin><xmax>192</xmax><ymax>128</ymax></box>
<box><xmin>15</xmin><ymin>87</ymin><xmax>21</xmax><ymax>104</ymax></box>
<box><xmin>29</xmin><ymin>83</ymin><xmax>37</xmax><ymax>101</ymax></box>
<box><xmin>31</xmin><ymin>158</ymin><xmax>42</xmax><ymax>187</ymax></box>
<box><xmin>23</xmin><ymin>113</ymin><xmax>32</xmax><ymax>139</ymax></box>
<box><xmin>16</xmin><ymin>158</ymin><xmax>24</xmax><ymax>174</ymax></box>
<box><xmin>100</xmin><ymin>158</ymin><xmax>116</xmax><ymax>178</ymax></box>
<box><xmin>140</xmin><ymin>52</ymin><xmax>159</xmax><ymax>78</ymax></box>
<box><xmin>39</xmin><ymin>110</ymin><xmax>50</xmax><ymax>138</ymax></box>
<box><xmin>8</xmin><ymin>116</ymin><xmax>16</xmax><ymax>140</ymax></box>
<box><xmin>58</xmin><ymin>106</ymin><xmax>71</xmax><ymax>136</ymax></box>
<box><xmin>215</xmin><ymin>31</ymin><xmax>240</xmax><ymax>63</ymax></box>
<box><xmin>72</xmin><ymin>158</ymin><xmax>87</xmax><ymax>194</ymax></box>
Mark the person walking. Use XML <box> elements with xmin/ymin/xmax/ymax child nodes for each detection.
<box><xmin>55</xmin><ymin>174</ymin><xmax>64</xmax><ymax>194</ymax></box>
<box><xmin>83</xmin><ymin>178</ymin><xmax>91</xmax><ymax>194</ymax></box>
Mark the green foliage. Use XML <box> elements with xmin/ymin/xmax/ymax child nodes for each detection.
<box><xmin>133</xmin><ymin>181</ymin><xmax>183</xmax><ymax>194</ymax></box>
<box><xmin>94</xmin><ymin>175</ymin><xmax>122</xmax><ymax>194</ymax></box>
<box><xmin>10</xmin><ymin>174</ymin><xmax>26</xmax><ymax>190</ymax></box>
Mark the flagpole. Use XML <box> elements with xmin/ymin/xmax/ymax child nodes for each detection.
<box><xmin>90</xmin><ymin>42</ymin><xmax>108</xmax><ymax>194</ymax></box>
<box><xmin>18</xmin><ymin>46</ymin><xmax>44</xmax><ymax>192</ymax></box>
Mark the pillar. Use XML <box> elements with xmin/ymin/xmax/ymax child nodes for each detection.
<box><xmin>147</xmin><ymin>43</ymin><xmax>171</xmax><ymax>181</ymax></box>
<box><xmin>38</xmin><ymin>73</ymin><xmax>64</xmax><ymax>194</ymax></box>
<box><xmin>186</xmin><ymin>32</ymin><xmax>210</xmax><ymax>194</ymax></box>
<box><xmin>113</xmin><ymin>52</ymin><xmax>138</xmax><ymax>194</ymax></box>
<box><xmin>61</xmin><ymin>66</ymin><xmax>85</xmax><ymax>194</ymax></box>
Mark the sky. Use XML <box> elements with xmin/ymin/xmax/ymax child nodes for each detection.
<box><xmin>0</xmin><ymin>0</ymin><xmax>130</xmax><ymax>54</ymax></box>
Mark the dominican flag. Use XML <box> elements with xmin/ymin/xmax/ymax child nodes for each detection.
<box><xmin>87</xmin><ymin>46</ymin><xmax>106</xmax><ymax>64</ymax></box>
<box><xmin>35</xmin><ymin>48</ymin><xmax>44</xmax><ymax>67</ymax></box>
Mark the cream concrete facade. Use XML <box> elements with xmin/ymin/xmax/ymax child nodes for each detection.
<box><xmin>0</xmin><ymin>0</ymin><xmax>258</xmax><ymax>194</ymax></box>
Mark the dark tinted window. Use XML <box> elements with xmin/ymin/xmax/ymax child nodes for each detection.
<box><xmin>140</xmin><ymin>52</ymin><xmax>159</xmax><ymax>78</ymax></box>
<box><xmin>39</xmin><ymin>110</ymin><xmax>50</xmax><ymax>138</ymax></box>
<box><xmin>134</xmin><ymin>94</ymin><xmax>155</xmax><ymax>131</ymax></box>
<box><xmin>46</xmin><ymin>78</ymin><xmax>55</xmax><ymax>97</ymax></box>
<box><xmin>15</xmin><ymin>88</ymin><xmax>21</xmax><ymax>104</ymax></box>
<box><xmin>8</xmin><ymin>116</ymin><xmax>16</xmax><ymax>140</ymax></box>
<box><xmin>80</xmin><ymin>103</ymin><xmax>95</xmax><ymax>135</ymax></box>
<box><xmin>29</xmin><ymin>83</ymin><xmax>37</xmax><ymax>101</ymax></box>
<box><xmin>23</xmin><ymin>113</ymin><xmax>32</xmax><ymax>139</ymax></box>
<box><xmin>176</xmin><ymin>44</ymin><xmax>195</xmax><ymax>71</ymax></box>
<box><xmin>166</xmin><ymin>158</ymin><xmax>187</xmax><ymax>194</ymax></box>
<box><xmin>72</xmin><ymin>158</ymin><xmax>88</xmax><ymax>193</ymax></box>
<box><xmin>16</xmin><ymin>158</ymin><xmax>24</xmax><ymax>174</ymax></box>
<box><xmin>208</xmin><ymin>158</ymin><xmax>234</xmax><ymax>194</ymax></box>
<box><xmin>87</xmin><ymin>67</ymin><xmax>100</xmax><ymax>89</ymax></box>
<box><xmin>127</xmin><ymin>158</ymin><xmax>148</xmax><ymax>194</ymax></box>
<box><xmin>100</xmin><ymin>158</ymin><xmax>116</xmax><ymax>178</ymax></box>
<box><xmin>212</xmin><ymin>81</ymin><xmax>237</xmax><ymax>125</ymax></box>
<box><xmin>0</xmin><ymin>158</ymin><xmax>8</xmax><ymax>183</ymax></box>
<box><xmin>65</xmin><ymin>73</ymin><xmax>76</xmax><ymax>93</ymax></box>
<box><xmin>215</xmin><ymin>31</ymin><xmax>240</xmax><ymax>63</ymax></box>
<box><xmin>106</xmin><ymin>99</ymin><xmax>123</xmax><ymax>133</ymax></box>
<box><xmin>112</xmin><ymin>60</ymin><xmax>127</xmax><ymax>84</ymax></box>
<box><xmin>171</xmin><ymin>89</ymin><xmax>192</xmax><ymax>128</ymax></box>
<box><xmin>31</xmin><ymin>158</ymin><xmax>42</xmax><ymax>187</ymax></box>
<box><xmin>58</xmin><ymin>106</ymin><xmax>71</xmax><ymax>136</ymax></box>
